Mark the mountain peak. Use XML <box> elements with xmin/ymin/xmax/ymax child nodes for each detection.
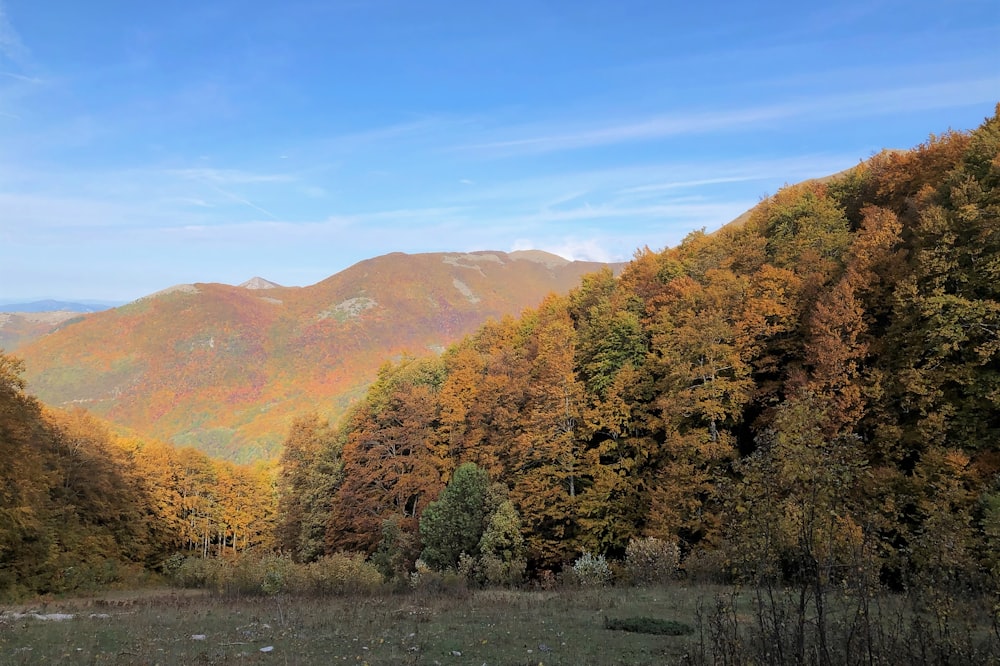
<box><xmin>239</xmin><ymin>277</ymin><xmax>282</xmax><ymax>290</ymax></box>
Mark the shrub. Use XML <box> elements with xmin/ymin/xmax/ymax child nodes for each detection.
<box><xmin>478</xmin><ymin>554</ymin><xmax>527</xmax><ymax>587</ymax></box>
<box><xmin>372</xmin><ymin>517</ymin><xmax>417</xmax><ymax>584</ymax></box>
<box><xmin>170</xmin><ymin>554</ymin><xmax>285</xmax><ymax>595</ymax></box>
<box><xmin>223</xmin><ymin>553</ymin><xmax>303</xmax><ymax>595</ymax></box>
<box><xmin>570</xmin><ymin>552</ymin><xmax>612</xmax><ymax>587</ymax></box>
<box><xmin>681</xmin><ymin>545</ymin><xmax>731</xmax><ymax>584</ymax></box>
<box><xmin>604</xmin><ymin>616</ymin><xmax>694</xmax><ymax>636</ymax></box>
<box><xmin>305</xmin><ymin>553</ymin><xmax>382</xmax><ymax>595</ymax></box>
<box><xmin>172</xmin><ymin>556</ymin><xmax>222</xmax><ymax>589</ymax></box>
<box><xmin>409</xmin><ymin>559</ymin><xmax>468</xmax><ymax>596</ymax></box>
<box><xmin>623</xmin><ymin>537</ymin><xmax>680</xmax><ymax>585</ymax></box>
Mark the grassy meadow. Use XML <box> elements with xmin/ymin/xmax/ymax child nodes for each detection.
<box><xmin>1</xmin><ymin>585</ymin><xmax>708</xmax><ymax>665</ymax></box>
<box><xmin>4</xmin><ymin>582</ymin><xmax>999</xmax><ymax>665</ymax></box>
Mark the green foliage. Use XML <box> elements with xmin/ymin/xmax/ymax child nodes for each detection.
<box><xmin>370</xmin><ymin>517</ymin><xmax>418</xmax><ymax>583</ymax></box>
<box><xmin>409</xmin><ymin>558</ymin><xmax>469</xmax><ymax>595</ymax></box>
<box><xmin>170</xmin><ymin>552</ymin><xmax>383</xmax><ymax>596</ymax></box>
<box><xmin>476</xmin><ymin>497</ymin><xmax>527</xmax><ymax>585</ymax></box>
<box><xmin>275</xmin><ymin>413</ymin><xmax>342</xmax><ymax>562</ymax></box>
<box><xmin>569</xmin><ymin>552</ymin><xmax>612</xmax><ymax>587</ymax></box>
<box><xmin>604</xmin><ymin>616</ymin><xmax>694</xmax><ymax>636</ymax></box>
<box><xmin>419</xmin><ymin>462</ymin><xmax>491</xmax><ymax>570</ymax></box>
<box><xmin>475</xmin><ymin>553</ymin><xmax>528</xmax><ymax>587</ymax></box>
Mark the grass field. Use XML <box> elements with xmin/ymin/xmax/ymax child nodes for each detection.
<box><xmin>4</xmin><ymin>582</ymin><xmax>998</xmax><ymax>665</ymax></box>
<box><xmin>0</xmin><ymin>586</ymin><xmax>706</xmax><ymax>665</ymax></box>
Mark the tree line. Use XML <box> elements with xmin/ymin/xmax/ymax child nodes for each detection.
<box><xmin>3</xmin><ymin>106</ymin><xmax>998</xmax><ymax>603</ymax></box>
<box><xmin>276</xmin><ymin>105</ymin><xmax>1000</xmax><ymax>594</ymax></box>
<box><xmin>0</xmin><ymin>353</ymin><xmax>276</xmax><ymax>597</ymax></box>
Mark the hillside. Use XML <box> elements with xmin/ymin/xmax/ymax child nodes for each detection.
<box><xmin>278</xmin><ymin>106</ymin><xmax>1000</xmax><ymax>584</ymax></box>
<box><xmin>15</xmin><ymin>250</ymin><xmax>615</xmax><ymax>462</ymax></box>
<box><xmin>0</xmin><ymin>310</ymin><xmax>84</xmax><ymax>351</ymax></box>
<box><xmin>0</xmin><ymin>352</ymin><xmax>274</xmax><ymax>597</ymax></box>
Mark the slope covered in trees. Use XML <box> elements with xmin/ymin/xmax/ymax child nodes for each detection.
<box><xmin>5</xmin><ymin>108</ymin><xmax>998</xmax><ymax>609</ymax></box>
<box><xmin>0</xmin><ymin>352</ymin><xmax>276</xmax><ymax>598</ymax></box>
<box><xmin>14</xmin><ymin>251</ymin><xmax>614</xmax><ymax>462</ymax></box>
<box><xmin>276</xmin><ymin>106</ymin><xmax>1000</xmax><ymax>591</ymax></box>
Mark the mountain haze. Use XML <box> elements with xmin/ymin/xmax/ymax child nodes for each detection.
<box><xmin>0</xmin><ymin>300</ymin><xmax>115</xmax><ymax>313</ymax></box>
<box><xmin>0</xmin><ymin>311</ymin><xmax>85</xmax><ymax>351</ymax></box>
<box><xmin>16</xmin><ymin>250</ymin><xmax>616</xmax><ymax>461</ymax></box>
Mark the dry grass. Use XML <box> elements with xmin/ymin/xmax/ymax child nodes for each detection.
<box><xmin>5</xmin><ymin>583</ymin><xmax>997</xmax><ymax>664</ymax></box>
<box><xmin>0</xmin><ymin>585</ymin><xmax>705</xmax><ymax>665</ymax></box>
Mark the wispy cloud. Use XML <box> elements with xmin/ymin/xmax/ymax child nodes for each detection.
<box><xmin>0</xmin><ymin>1</ymin><xmax>30</xmax><ymax>69</ymax></box>
<box><xmin>164</xmin><ymin>167</ymin><xmax>302</xmax><ymax>219</ymax></box>
<box><xmin>169</xmin><ymin>167</ymin><xmax>296</xmax><ymax>184</ymax></box>
<box><xmin>459</xmin><ymin>105</ymin><xmax>792</xmax><ymax>156</ymax></box>
<box><xmin>204</xmin><ymin>184</ymin><xmax>280</xmax><ymax>220</ymax></box>
<box><xmin>456</xmin><ymin>77</ymin><xmax>1000</xmax><ymax>158</ymax></box>
<box><xmin>619</xmin><ymin>176</ymin><xmax>759</xmax><ymax>195</ymax></box>
<box><xmin>0</xmin><ymin>71</ymin><xmax>41</xmax><ymax>83</ymax></box>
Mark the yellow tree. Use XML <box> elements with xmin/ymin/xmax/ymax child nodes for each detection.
<box><xmin>460</xmin><ymin>316</ymin><xmax>531</xmax><ymax>478</ymax></box>
<box><xmin>275</xmin><ymin>413</ymin><xmax>340</xmax><ymax>561</ymax></box>
<box><xmin>0</xmin><ymin>352</ymin><xmax>53</xmax><ymax>592</ymax></box>
<box><xmin>647</xmin><ymin>269</ymin><xmax>754</xmax><ymax>547</ymax></box>
<box><xmin>507</xmin><ymin>296</ymin><xmax>588</xmax><ymax>568</ymax></box>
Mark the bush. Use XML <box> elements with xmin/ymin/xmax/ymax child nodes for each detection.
<box><xmin>605</xmin><ymin>616</ymin><xmax>694</xmax><ymax>636</ymax></box>
<box><xmin>305</xmin><ymin>553</ymin><xmax>383</xmax><ymax>595</ymax></box>
<box><xmin>570</xmin><ymin>552</ymin><xmax>612</xmax><ymax>587</ymax></box>
<box><xmin>173</xmin><ymin>556</ymin><xmax>222</xmax><ymax>589</ymax></box>
<box><xmin>170</xmin><ymin>552</ymin><xmax>382</xmax><ymax>597</ymax></box>
<box><xmin>479</xmin><ymin>554</ymin><xmax>527</xmax><ymax>587</ymax></box>
<box><xmin>222</xmin><ymin>553</ymin><xmax>303</xmax><ymax>595</ymax></box>
<box><xmin>623</xmin><ymin>537</ymin><xmax>680</xmax><ymax>585</ymax></box>
<box><xmin>681</xmin><ymin>545</ymin><xmax>731</xmax><ymax>584</ymax></box>
<box><xmin>409</xmin><ymin>559</ymin><xmax>468</xmax><ymax>596</ymax></box>
<box><xmin>371</xmin><ymin>518</ymin><xmax>418</xmax><ymax>584</ymax></box>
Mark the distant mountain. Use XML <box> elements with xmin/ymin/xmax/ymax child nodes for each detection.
<box><xmin>0</xmin><ymin>300</ymin><xmax>116</xmax><ymax>313</ymax></box>
<box><xmin>0</xmin><ymin>301</ymin><xmax>119</xmax><ymax>351</ymax></box>
<box><xmin>0</xmin><ymin>311</ymin><xmax>85</xmax><ymax>351</ymax></box>
<box><xmin>16</xmin><ymin>250</ymin><xmax>617</xmax><ymax>462</ymax></box>
<box><xmin>238</xmin><ymin>277</ymin><xmax>283</xmax><ymax>290</ymax></box>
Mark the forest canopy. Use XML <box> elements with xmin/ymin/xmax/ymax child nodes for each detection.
<box><xmin>277</xmin><ymin>105</ymin><xmax>1000</xmax><ymax>587</ymax></box>
<box><xmin>3</xmin><ymin>105</ymin><xmax>1000</xmax><ymax>600</ymax></box>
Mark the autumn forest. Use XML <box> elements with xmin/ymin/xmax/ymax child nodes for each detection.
<box><xmin>3</xmin><ymin>105</ymin><xmax>1000</xmax><ymax>625</ymax></box>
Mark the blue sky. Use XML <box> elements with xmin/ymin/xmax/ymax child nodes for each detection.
<box><xmin>1</xmin><ymin>0</ymin><xmax>998</xmax><ymax>301</ymax></box>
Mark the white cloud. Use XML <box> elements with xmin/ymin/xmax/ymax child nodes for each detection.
<box><xmin>0</xmin><ymin>2</ymin><xmax>29</xmax><ymax>68</ymax></box>
<box><xmin>168</xmin><ymin>168</ymin><xmax>296</xmax><ymax>184</ymax></box>
<box><xmin>455</xmin><ymin>77</ymin><xmax>1000</xmax><ymax>158</ymax></box>
<box><xmin>534</xmin><ymin>238</ymin><xmax>617</xmax><ymax>264</ymax></box>
<box><xmin>619</xmin><ymin>175</ymin><xmax>760</xmax><ymax>195</ymax></box>
<box><xmin>205</xmin><ymin>184</ymin><xmax>280</xmax><ymax>220</ymax></box>
<box><xmin>0</xmin><ymin>71</ymin><xmax>41</xmax><ymax>83</ymax></box>
<box><xmin>459</xmin><ymin>105</ymin><xmax>794</xmax><ymax>156</ymax></box>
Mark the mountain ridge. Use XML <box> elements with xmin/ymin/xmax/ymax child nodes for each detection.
<box><xmin>16</xmin><ymin>249</ymin><xmax>619</xmax><ymax>461</ymax></box>
<box><xmin>0</xmin><ymin>299</ymin><xmax>114</xmax><ymax>313</ymax></box>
